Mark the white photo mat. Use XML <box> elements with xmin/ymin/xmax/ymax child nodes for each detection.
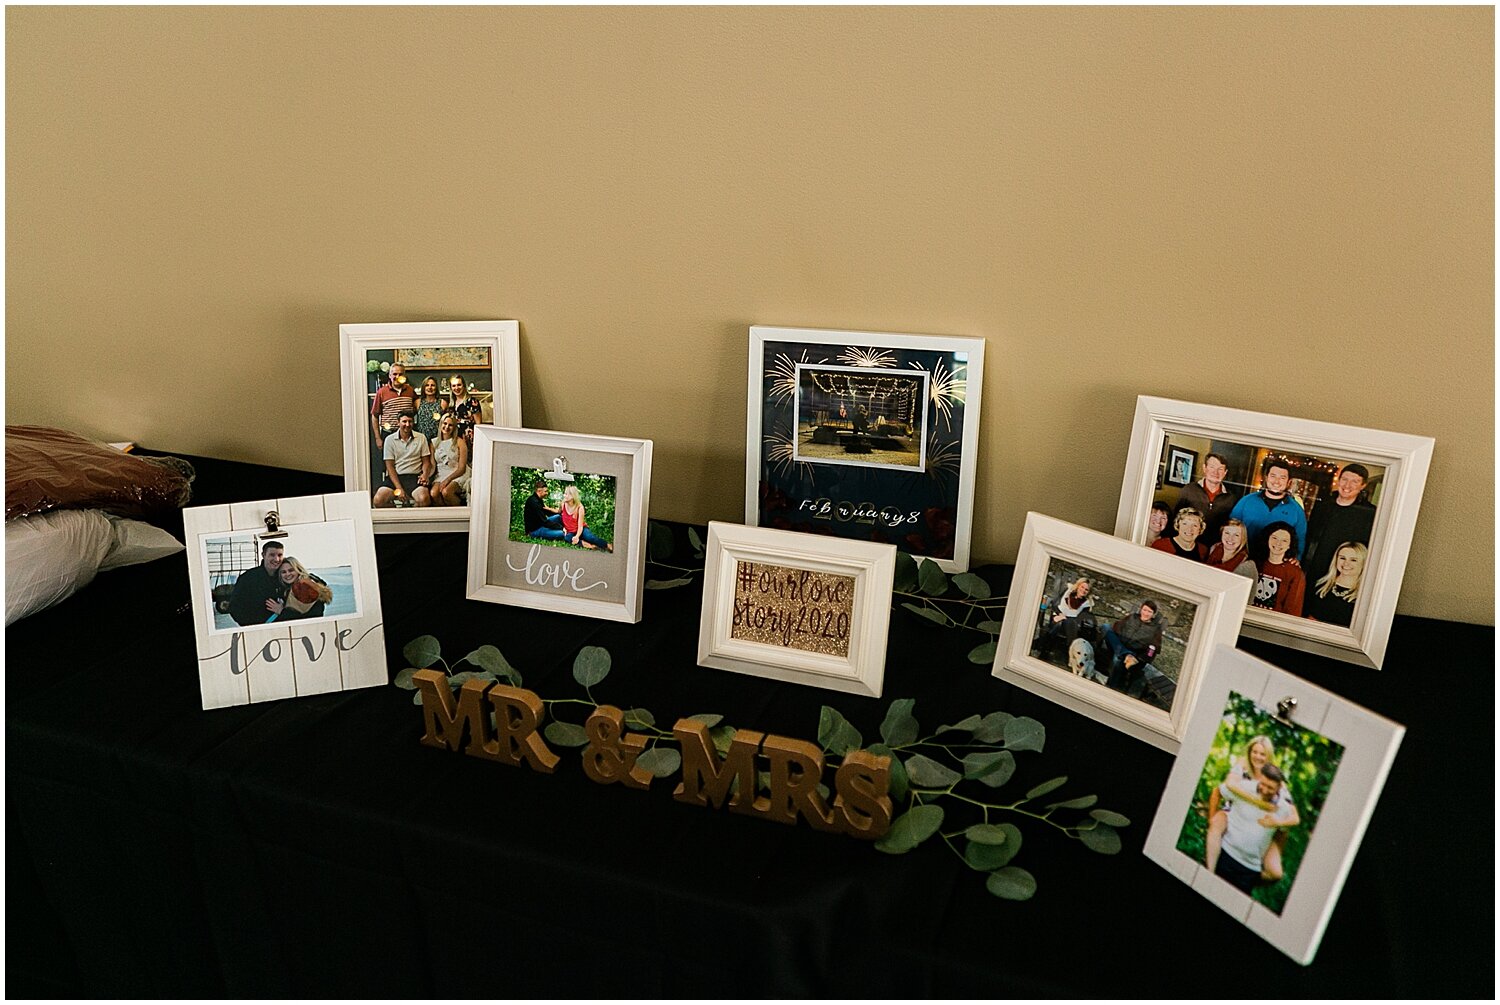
<box><xmin>745</xmin><ymin>325</ymin><xmax>985</xmax><ymax>573</ymax></box>
<box><xmin>1142</xmin><ymin>645</ymin><xmax>1404</xmax><ymax>965</ymax></box>
<box><xmin>339</xmin><ymin>320</ymin><xmax>522</xmax><ymax>534</ymax></box>
<box><xmin>698</xmin><ymin>521</ymin><xmax>896</xmax><ymax>698</ymax></box>
<box><xmin>466</xmin><ymin>426</ymin><xmax>652</xmax><ymax>624</ymax></box>
<box><xmin>992</xmin><ymin>513</ymin><xmax>1251</xmax><ymax>753</ymax></box>
<box><xmin>184</xmin><ymin>491</ymin><xmax>386</xmax><ymax>710</ymax></box>
<box><xmin>1114</xmin><ymin>396</ymin><xmax>1433</xmax><ymax>669</ymax></box>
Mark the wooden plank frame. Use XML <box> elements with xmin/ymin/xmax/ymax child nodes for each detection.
<box><xmin>339</xmin><ymin>320</ymin><xmax>522</xmax><ymax>534</ymax></box>
<box><xmin>698</xmin><ymin>521</ymin><xmax>896</xmax><ymax>698</ymax></box>
<box><xmin>1142</xmin><ymin>645</ymin><xmax>1405</xmax><ymax>965</ymax></box>
<box><xmin>184</xmin><ymin>491</ymin><xmax>386</xmax><ymax>710</ymax></box>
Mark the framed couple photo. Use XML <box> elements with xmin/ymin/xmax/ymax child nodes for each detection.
<box><xmin>745</xmin><ymin>325</ymin><xmax>985</xmax><ymax>573</ymax></box>
<box><xmin>339</xmin><ymin>320</ymin><xmax>522</xmax><ymax>533</ymax></box>
<box><xmin>1115</xmin><ymin>397</ymin><xmax>1434</xmax><ymax>668</ymax></box>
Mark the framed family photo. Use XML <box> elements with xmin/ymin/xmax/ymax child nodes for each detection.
<box><xmin>466</xmin><ymin>427</ymin><xmax>652</xmax><ymax>624</ymax></box>
<box><xmin>1114</xmin><ymin>396</ymin><xmax>1434</xmax><ymax>668</ymax></box>
<box><xmin>339</xmin><ymin>320</ymin><xmax>522</xmax><ymax>533</ymax></box>
<box><xmin>745</xmin><ymin>325</ymin><xmax>985</xmax><ymax>573</ymax></box>
<box><xmin>183</xmin><ymin>492</ymin><xmax>386</xmax><ymax>709</ymax></box>
<box><xmin>991</xmin><ymin>513</ymin><xmax>1251</xmax><ymax>752</ymax></box>
<box><xmin>697</xmin><ymin>522</ymin><xmax>896</xmax><ymax>697</ymax></box>
<box><xmin>1143</xmin><ymin>646</ymin><xmax>1404</xmax><ymax>965</ymax></box>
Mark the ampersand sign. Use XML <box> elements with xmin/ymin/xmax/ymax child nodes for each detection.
<box><xmin>582</xmin><ymin>705</ymin><xmax>652</xmax><ymax>789</ymax></box>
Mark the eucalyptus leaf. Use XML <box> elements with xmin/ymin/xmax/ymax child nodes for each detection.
<box><xmin>543</xmin><ymin>721</ymin><xmax>590</xmax><ymax>748</ymax></box>
<box><xmin>917</xmin><ymin>559</ymin><xmax>949</xmax><ymax>597</ymax></box>
<box><xmin>817</xmin><ymin>706</ymin><xmax>863</xmax><ymax>756</ymax></box>
<box><xmin>816</xmin><ymin>783</ymin><xmax>830</xmax><ymax>801</ymax></box>
<box><xmin>976</xmin><ymin>620</ymin><xmax>1005</xmax><ymax>634</ymax></box>
<box><xmin>1079</xmin><ymin>822</ymin><xmax>1122</xmax><ymax>855</ymax></box>
<box><xmin>447</xmin><ymin>671</ymin><xmax>479</xmax><ymax>687</ymax></box>
<box><xmin>573</xmin><ymin>646</ymin><xmax>612</xmax><ymax>687</ymax></box>
<box><xmin>903</xmin><ymin>754</ymin><xmax>961</xmax><ymax>789</ymax></box>
<box><xmin>1048</xmin><ymin>794</ymin><xmax>1098</xmax><ymax>811</ymax></box>
<box><xmin>986</xmin><ymin>866</ymin><xmax>1037</xmax><ymax>901</ymax></box>
<box><xmin>402</xmin><ymin>635</ymin><xmax>441</xmax><ymax>669</ymax></box>
<box><xmin>687</xmin><ymin>713</ymin><xmax>724</xmax><ymax>728</ymax></box>
<box><xmin>974</xmin><ymin>711</ymin><xmax>1014</xmax><ymax>743</ymax></box>
<box><xmin>893</xmin><ymin>551</ymin><xmax>920</xmax><ymax>593</ymax></box>
<box><xmin>967</xmin><ymin>640</ymin><xmax>997</xmax><ymax>665</ymax></box>
<box><xmin>709</xmin><ymin>725</ymin><xmax>737</xmax><ymax>755</ymax></box>
<box><xmin>647</xmin><ymin>521</ymin><xmax>673</xmax><ymax>561</ymax></box>
<box><xmin>1004</xmin><ymin>716</ymin><xmax>1046</xmax><ymax>753</ymax></box>
<box><xmin>623</xmin><ymin>708</ymin><xmax>656</xmax><ymax>729</ymax></box>
<box><xmin>964</xmin><ymin>823</ymin><xmax>1009</xmax><ymax>845</ymax></box>
<box><xmin>951</xmin><ymin>572</ymin><xmax>992</xmax><ymax>600</ymax></box>
<box><xmin>635</xmin><ymin>747</ymin><xmax>682</xmax><ymax>778</ymax></box>
<box><xmin>465</xmin><ymin>645</ymin><xmax>514</xmax><ymax>678</ymax></box>
<box><xmin>687</xmin><ymin>525</ymin><xmax>705</xmax><ymax>554</ymax></box>
<box><xmin>645</xmin><ymin>578</ymin><xmax>695</xmax><ymax>590</ymax></box>
<box><xmin>873</xmin><ymin>804</ymin><xmax>944</xmax><ymax>855</ymax></box>
<box><xmin>393</xmin><ymin>668</ymin><xmax>419</xmax><ymax>690</ymax></box>
<box><xmin>412</xmin><ymin>690</ymin><xmax>424</xmax><ymax>705</ymax></box>
<box><xmin>964</xmin><ymin>838</ymin><xmax>1016</xmax><ymax>871</ymax></box>
<box><xmin>962</xmin><ymin>750</ymin><xmax>1016</xmax><ymax>788</ymax></box>
<box><xmin>868</xmin><ymin>743</ymin><xmax>909</xmax><ymax>801</ymax></box>
<box><xmin>879</xmin><ymin>698</ymin><xmax>920</xmax><ymax>747</ymax></box>
<box><xmin>901</xmin><ymin>602</ymin><xmax>951</xmax><ymax>627</ymax></box>
<box><xmin>936</xmin><ymin>714</ymin><xmax>980</xmax><ymax>736</ymax></box>
<box><xmin>1025</xmin><ymin>776</ymin><xmax>1068</xmax><ymax>800</ymax></box>
<box><xmin>1090</xmin><ymin>809</ymin><xmax>1131</xmax><ymax>828</ymax></box>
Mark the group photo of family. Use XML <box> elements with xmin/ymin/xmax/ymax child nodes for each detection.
<box><xmin>507</xmin><ymin>466</ymin><xmax>618</xmax><ymax>552</ymax></box>
<box><xmin>1174</xmin><ymin>691</ymin><xmax>1345</xmax><ymax>915</ymax></box>
<box><xmin>1144</xmin><ymin>435</ymin><xmax>1386</xmax><ymax>628</ymax></box>
<box><xmin>1028</xmin><ymin>557</ymin><xmax>1198</xmax><ymax>713</ymax></box>
<box><xmin>203</xmin><ymin>524</ymin><xmax>360</xmax><ymax>633</ymax></box>
<box><xmin>363</xmin><ymin>347</ymin><xmax>495</xmax><ymax>508</ymax></box>
<box><xmin>793</xmin><ymin>364</ymin><xmax>928</xmax><ymax>470</ymax></box>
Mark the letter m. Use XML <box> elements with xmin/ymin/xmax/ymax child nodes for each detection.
<box><xmin>672</xmin><ymin>719</ymin><xmax>765</xmax><ymax>814</ymax></box>
<box><xmin>415</xmin><ymin>669</ymin><xmax>492</xmax><ymax>757</ymax></box>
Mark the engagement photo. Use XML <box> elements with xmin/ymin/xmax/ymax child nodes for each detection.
<box><xmin>508</xmin><ymin>466</ymin><xmax>618</xmax><ymax>552</ymax></box>
<box><xmin>201</xmin><ymin>521</ymin><xmax>361</xmax><ymax>634</ymax></box>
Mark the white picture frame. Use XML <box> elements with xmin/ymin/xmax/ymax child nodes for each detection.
<box><xmin>1142</xmin><ymin>645</ymin><xmax>1405</xmax><ymax>965</ymax></box>
<box><xmin>745</xmin><ymin>325</ymin><xmax>985</xmax><ymax>573</ymax></box>
<box><xmin>697</xmin><ymin>521</ymin><xmax>896</xmax><ymax>698</ymax></box>
<box><xmin>339</xmin><ymin>320</ymin><xmax>522</xmax><ymax>534</ymax></box>
<box><xmin>1114</xmin><ymin>395</ymin><xmax>1433</xmax><ymax>669</ymax></box>
<box><xmin>992</xmin><ymin>513</ymin><xmax>1252</xmax><ymax>752</ymax></box>
<box><xmin>184</xmin><ymin>491</ymin><xmax>387</xmax><ymax>710</ymax></box>
<box><xmin>466</xmin><ymin>426</ymin><xmax>652</xmax><ymax>624</ymax></box>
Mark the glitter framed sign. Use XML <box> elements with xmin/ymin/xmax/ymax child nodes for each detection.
<box><xmin>697</xmin><ymin>522</ymin><xmax>897</xmax><ymax>697</ymax></box>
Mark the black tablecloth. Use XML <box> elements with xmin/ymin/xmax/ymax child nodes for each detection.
<box><xmin>6</xmin><ymin>455</ymin><xmax>1493</xmax><ymax>996</ymax></box>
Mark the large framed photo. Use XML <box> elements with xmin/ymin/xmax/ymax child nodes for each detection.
<box><xmin>1114</xmin><ymin>396</ymin><xmax>1434</xmax><ymax>668</ymax></box>
<box><xmin>184</xmin><ymin>492</ymin><xmax>386</xmax><ymax>709</ymax></box>
<box><xmin>697</xmin><ymin>522</ymin><xmax>896</xmax><ymax>697</ymax></box>
<box><xmin>746</xmin><ymin>325</ymin><xmax>985</xmax><ymax>572</ymax></box>
<box><xmin>339</xmin><ymin>320</ymin><xmax>522</xmax><ymax>533</ymax></box>
<box><xmin>991</xmin><ymin>513</ymin><xmax>1251</xmax><ymax>752</ymax></box>
<box><xmin>1143</xmin><ymin>646</ymin><xmax>1404</xmax><ymax>965</ymax></box>
<box><xmin>466</xmin><ymin>427</ymin><xmax>652</xmax><ymax>624</ymax></box>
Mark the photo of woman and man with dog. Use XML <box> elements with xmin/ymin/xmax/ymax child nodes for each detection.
<box><xmin>1144</xmin><ymin>435</ymin><xmax>1385</xmax><ymax>628</ymax></box>
<box><xmin>1029</xmin><ymin>557</ymin><xmax>1198</xmax><ymax>713</ymax></box>
<box><xmin>508</xmin><ymin>467</ymin><xmax>617</xmax><ymax>552</ymax></box>
<box><xmin>1174</xmin><ymin>691</ymin><xmax>1345</xmax><ymax>915</ymax></box>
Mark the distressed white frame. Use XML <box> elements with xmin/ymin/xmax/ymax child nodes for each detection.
<box><xmin>746</xmin><ymin>325</ymin><xmax>986</xmax><ymax>573</ymax></box>
<box><xmin>1143</xmin><ymin>645</ymin><xmax>1405</xmax><ymax>965</ymax></box>
<box><xmin>1114</xmin><ymin>396</ymin><xmax>1434</xmax><ymax>668</ymax></box>
<box><xmin>698</xmin><ymin>521</ymin><xmax>896</xmax><ymax>698</ymax></box>
<box><xmin>466</xmin><ymin>426</ymin><xmax>652</xmax><ymax>624</ymax></box>
<box><xmin>992</xmin><ymin>513</ymin><xmax>1252</xmax><ymax>753</ymax></box>
<box><xmin>184</xmin><ymin>492</ymin><xmax>386</xmax><ymax>710</ymax></box>
<box><xmin>339</xmin><ymin>320</ymin><xmax>521</xmax><ymax>534</ymax></box>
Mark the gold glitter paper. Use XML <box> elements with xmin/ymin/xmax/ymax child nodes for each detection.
<box><xmin>730</xmin><ymin>561</ymin><xmax>856</xmax><ymax>658</ymax></box>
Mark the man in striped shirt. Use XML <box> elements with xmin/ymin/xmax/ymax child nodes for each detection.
<box><xmin>370</xmin><ymin>362</ymin><xmax>417</xmax><ymax>452</ymax></box>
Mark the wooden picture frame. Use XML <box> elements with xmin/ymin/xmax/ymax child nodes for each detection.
<box><xmin>697</xmin><ymin>521</ymin><xmax>896</xmax><ymax>697</ymax></box>
<box><xmin>1143</xmin><ymin>645</ymin><xmax>1405</xmax><ymax>965</ymax></box>
<box><xmin>745</xmin><ymin>325</ymin><xmax>985</xmax><ymax>573</ymax></box>
<box><xmin>992</xmin><ymin>513</ymin><xmax>1252</xmax><ymax>752</ymax></box>
<box><xmin>466</xmin><ymin>426</ymin><xmax>652</xmax><ymax>624</ymax></box>
<box><xmin>1114</xmin><ymin>396</ymin><xmax>1434</xmax><ymax>668</ymax></box>
<box><xmin>339</xmin><ymin>320</ymin><xmax>522</xmax><ymax>534</ymax></box>
<box><xmin>184</xmin><ymin>491</ymin><xmax>386</xmax><ymax>709</ymax></box>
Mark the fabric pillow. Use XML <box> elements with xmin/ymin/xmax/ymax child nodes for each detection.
<box><xmin>5</xmin><ymin>509</ymin><xmax>185</xmax><ymax>625</ymax></box>
<box><xmin>5</xmin><ymin>426</ymin><xmax>194</xmax><ymax>521</ymax></box>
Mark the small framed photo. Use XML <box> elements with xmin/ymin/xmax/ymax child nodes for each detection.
<box><xmin>184</xmin><ymin>492</ymin><xmax>387</xmax><ymax>709</ymax></box>
<box><xmin>746</xmin><ymin>325</ymin><xmax>985</xmax><ymax>572</ymax></box>
<box><xmin>1143</xmin><ymin>645</ymin><xmax>1404</xmax><ymax>965</ymax></box>
<box><xmin>697</xmin><ymin>521</ymin><xmax>896</xmax><ymax>697</ymax></box>
<box><xmin>991</xmin><ymin>513</ymin><xmax>1252</xmax><ymax>752</ymax></box>
<box><xmin>339</xmin><ymin>320</ymin><xmax>522</xmax><ymax>533</ymax></box>
<box><xmin>466</xmin><ymin>426</ymin><xmax>652</xmax><ymax>624</ymax></box>
<box><xmin>1114</xmin><ymin>396</ymin><xmax>1434</xmax><ymax>668</ymax></box>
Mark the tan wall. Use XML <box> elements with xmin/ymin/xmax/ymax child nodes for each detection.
<box><xmin>7</xmin><ymin>7</ymin><xmax>1492</xmax><ymax>623</ymax></box>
